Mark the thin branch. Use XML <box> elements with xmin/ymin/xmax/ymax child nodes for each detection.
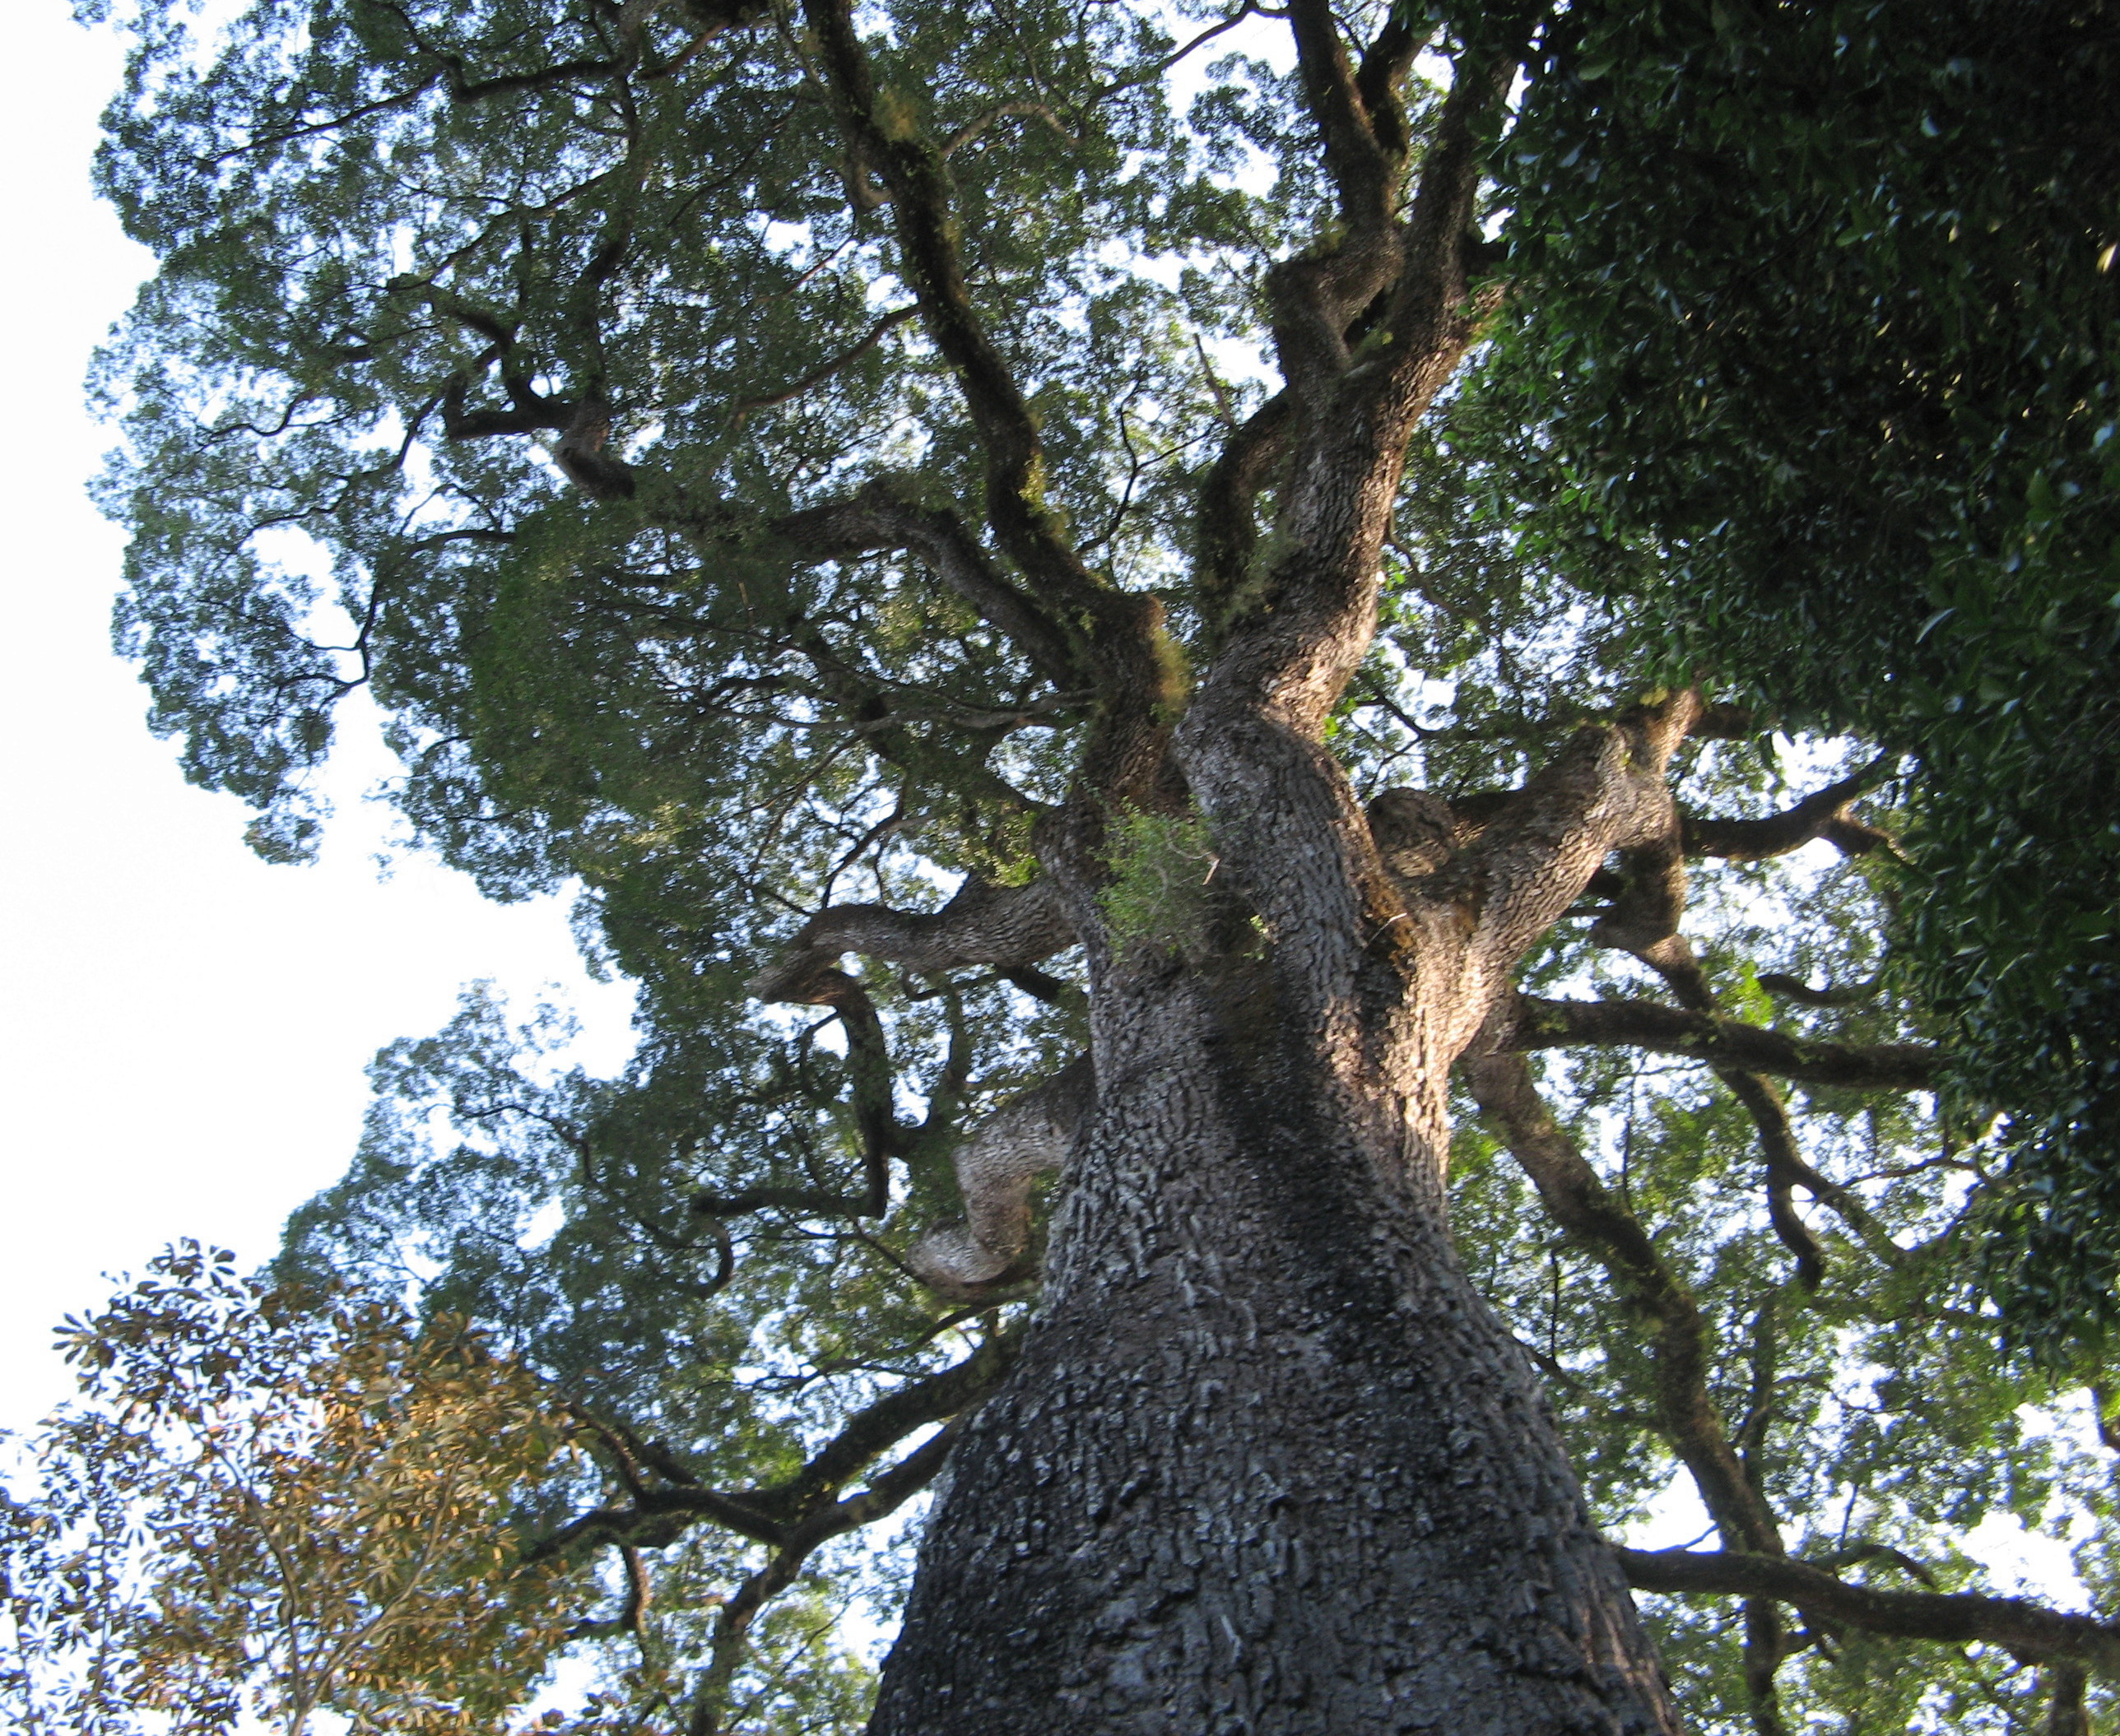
<box><xmin>943</xmin><ymin>102</ymin><xmax>1081</xmax><ymax>157</ymax></box>
<box><xmin>730</xmin><ymin>305</ymin><xmax>920</xmax><ymax>420</ymax></box>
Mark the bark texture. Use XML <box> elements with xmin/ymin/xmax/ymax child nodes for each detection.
<box><xmin>872</xmin><ymin>965</ymin><xmax>1683</xmax><ymax>1733</ymax></box>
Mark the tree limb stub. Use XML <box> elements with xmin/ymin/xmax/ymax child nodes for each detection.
<box><xmin>909</xmin><ymin>1053</ymin><xmax>1094</xmax><ymax>1295</ymax></box>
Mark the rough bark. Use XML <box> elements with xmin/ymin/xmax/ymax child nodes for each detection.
<box><xmin>746</xmin><ymin>875</ymin><xmax>1076</xmax><ymax>1003</ymax></box>
<box><xmin>871</xmin><ymin>960</ymin><xmax>1683</xmax><ymax>1734</ymax></box>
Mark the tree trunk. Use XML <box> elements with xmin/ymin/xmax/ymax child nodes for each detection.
<box><xmin>870</xmin><ymin>950</ymin><xmax>1683</xmax><ymax>1733</ymax></box>
<box><xmin>841</xmin><ymin>18</ymin><xmax>1695</xmax><ymax>1720</ymax></box>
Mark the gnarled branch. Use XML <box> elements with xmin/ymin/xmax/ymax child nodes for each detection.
<box><xmin>1450</xmin><ymin>692</ymin><xmax>1704</xmax><ymax>974</ymax></box>
<box><xmin>800</xmin><ymin>0</ymin><xmax>1169</xmax><ymax>764</ymax></box>
<box><xmin>748</xmin><ymin>876</ymin><xmax>1076</xmax><ymax>1005</ymax></box>
<box><xmin>697</xmin><ymin>969</ymin><xmax>900</xmax><ymax>1220</ymax></box>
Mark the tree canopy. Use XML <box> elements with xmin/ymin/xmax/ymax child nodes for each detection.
<box><xmin>23</xmin><ymin>0</ymin><xmax>2120</xmax><ymax>1729</ymax></box>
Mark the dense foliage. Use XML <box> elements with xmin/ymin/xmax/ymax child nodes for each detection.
<box><xmin>2</xmin><ymin>1244</ymin><xmax>589</xmax><ymax>1734</ymax></box>
<box><xmin>1482</xmin><ymin>0</ymin><xmax>2120</xmax><ymax>1341</ymax></box>
<box><xmin>43</xmin><ymin>0</ymin><xmax>2120</xmax><ymax>1729</ymax></box>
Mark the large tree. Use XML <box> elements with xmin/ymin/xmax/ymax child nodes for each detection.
<box><xmin>79</xmin><ymin>0</ymin><xmax>2120</xmax><ymax>1730</ymax></box>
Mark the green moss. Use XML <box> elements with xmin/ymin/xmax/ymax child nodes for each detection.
<box><xmin>1097</xmin><ymin>806</ymin><xmax>1217</xmax><ymax>957</ymax></box>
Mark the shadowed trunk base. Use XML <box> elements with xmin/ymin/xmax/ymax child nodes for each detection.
<box><xmin>869</xmin><ymin>977</ymin><xmax>1680</xmax><ymax>1735</ymax></box>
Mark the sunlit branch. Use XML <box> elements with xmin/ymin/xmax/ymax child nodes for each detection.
<box><xmin>749</xmin><ymin>876</ymin><xmax>1076</xmax><ymax>1005</ymax></box>
<box><xmin>909</xmin><ymin>1054</ymin><xmax>1094</xmax><ymax>1296</ymax></box>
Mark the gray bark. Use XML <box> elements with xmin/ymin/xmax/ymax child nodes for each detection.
<box><xmin>866</xmin><ymin>691</ymin><xmax>1699</xmax><ymax>1731</ymax></box>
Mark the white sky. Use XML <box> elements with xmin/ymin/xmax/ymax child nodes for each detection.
<box><xmin>0</xmin><ymin>0</ymin><xmax>634</xmax><ymax>1442</ymax></box>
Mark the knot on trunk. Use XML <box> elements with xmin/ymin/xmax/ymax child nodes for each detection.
<box><xmin>1365</xmin><ymin>786</ymin><xmax>1510</xmax><ymax>889</ymax></box>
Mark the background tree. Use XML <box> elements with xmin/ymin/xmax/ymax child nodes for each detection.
<box><xmin>1</xmin><ymin>1243</ymin><xmax>589</xmax><ymax>1735</ymax></box>
<box><xmin>73</xmin><ymin>0</ymin><xmax>2120</xmax><ymax>1729</ymax></box>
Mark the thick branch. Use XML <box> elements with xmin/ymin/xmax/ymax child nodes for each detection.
<box><xmin>1755</xmin><ymin>972</ymin><xmax>1883</xmax><ymax>1010</ymax></box>
<box><xmin>1504</xmin><ymin>995</ymin><xmax>1941</xmax><ymax>1093</ymax></box>
<box><xmin>1193</xmin><ymin>390</ymin><xmax>1292</xmax><ymax>643</ymax></box>
<box><xmin>748</xmin><ymin>876</ymin><xmax>1076</xmax><ymax>1004</ymax></box>
<box><xmin>1725</xmin><ymin>1073</ymin><xmax>1829</xmax><ymax>1288</ymax></box>
<box><xmin>2048</xmin><ymin>1661</ymin><xmax>2091</xmax><ymax>1735</ymax></box>
<box><xmin>1617</xmin><ymin>1548</ymin><xmax>2120</xmax><ymax>1673</ymax></box>
<box><xmin>1450</xmin><ymin>692</ymin><xmax>1704</xmax><ymax>974</ymax></box>
<box><xmin>1285</xmin><ymin>0</ymin><xmax>1406</xmax><ymax>229</ymax></box>
<box><xmin>800</xmin><ymin>0</ymin><xmax>1167</xmax><ymax>746</ymax></box>
<box><xmin>736</xmin><ymin>1329</ymin><xmax>1020</xmax><ymax>1527</ymax></box>
<box><xmin>687</xmin><ymin>1418</ymin><xmax>967</xmax><ymax>1736</ymax></box>
<box><xmin>552</xmin><ymin>389</ymin><xmax>637</xmax><ymax>501</ymax></box>
<box><xmin>1683</xmin><ymin>756</ymin><xmax>1896</xmax><ymax>861</ymax></box>
<box><xmin>1351</xmin><ymin>12</ymin><xmax>1426</xmax><ymax>163</ymax></box>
